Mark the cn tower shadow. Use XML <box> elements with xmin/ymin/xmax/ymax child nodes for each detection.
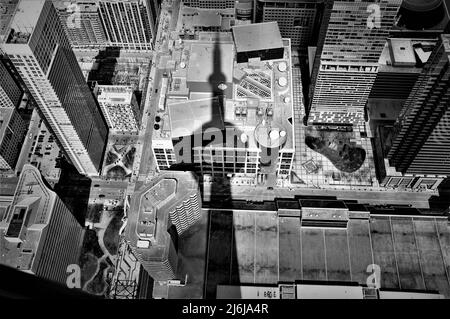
<box><xmin>202</xmin><ymin>35</ymin><xmax>242</xmax><ymax>299</ymax></box>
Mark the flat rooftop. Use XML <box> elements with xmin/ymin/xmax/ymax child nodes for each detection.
<box><xmin>388</xmin><ymin>38</ymin><xmax>416</xmax><ymax>66</ymax></box>
<box><xmin>0</xmin><ymin>0</ymin><xmax>19</xmax><ymax>40</ymax></box>
<box><xmin>168</xmin><ymin>97</ymin><xmax>224</xmax><ymax>138</ymax></box>
<box><xmin>205</xmin><ymin>209</ymin><xmax>450</xmax><ymax>298</ymax></box>
<box><xmin>187</xmin><ymin>42</ymin><xmax>234</xmax><ymax>84</ymax></box>
<box><xmin>232</xmin><ymin>22</ymin><xmax>283</xmax><ymax>53</ymax></box>
<box><xmin>4</xmin><ymin>0</ymin><xmax>45</xmax><ymax>44</ymax></box>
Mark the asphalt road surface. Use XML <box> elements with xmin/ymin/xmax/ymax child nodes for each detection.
<box><xmin>202</xmin><ymin>183</ymin><xmax>437</xmax><ymax>209</ymax></box>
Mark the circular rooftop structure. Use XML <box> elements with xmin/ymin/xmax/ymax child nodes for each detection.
<box><xmin>278</xmin><ymin>62</ymin><xmax>287</xmax><ymax>72</ymax></box>
<box><xmin>402</xmin><ymin>0</ymin><xmax>443</xmax><ymax>11</ymax></box>
<box><xmin>240</xmin><ymin>133</ymin><xmax>248</xmax><ymax>143</ymax></box>
<box><xmin>398</xmin><ymin>0</ymin><xmax>446</xmax><ymax>30</ymax></box>
<box><xmin>254</xmin><ymin>121</ymin><xmax>287</xmax><ymax>149</ymax></box>
<box><xmin>278</xmin><ymin>76</ymin><xmax>287</xmax><ymax>87</ymax></box>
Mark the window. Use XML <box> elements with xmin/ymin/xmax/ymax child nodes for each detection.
<box><xmin>293</xmin><ymin>17</ymin><xmax>309</xmax><ymax>27</ymax></box>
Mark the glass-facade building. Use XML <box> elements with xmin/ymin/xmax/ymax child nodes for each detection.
<box><xmin>1</xmin><ymin>0</ymin><xmax>108</xmax><ymax>176</ymax></box>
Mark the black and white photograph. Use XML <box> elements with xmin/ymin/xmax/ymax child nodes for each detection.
<box><xmin>0</xmin><ymin>0</ymin><xmax>450</xmax><ymax>309</ymax></box>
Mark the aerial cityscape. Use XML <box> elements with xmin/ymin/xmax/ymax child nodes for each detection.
<box><xmin>1</xmin><ymin>0</ymin><xmax>450</xmax><ymax>302</ymax></box>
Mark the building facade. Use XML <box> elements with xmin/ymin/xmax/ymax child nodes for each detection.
<box><xmin>0</xmin><ymin>58</ymin><xmax>23</xmax><ymax>109</ymax></box>
<box><xmin>308</xmin><ymin>0</ymin><xmax>402</xmax><ymax>125</ymax></box>
<box><xmin>254</xmin><ymin>0</ymin><xmax>324</xmax><ymax>48</ymax></box>
<box><xmin>53</xmin><ymin>0</ymin><xmax>158</xmax><ymax>50</ymax></box>
<box><xmin>0</xmin><ymin>164</ymin><xmax>84</xmax><ymax>284</ymax></box>
<box><xmin>98</xmin><ymin>0</ymin><xmax>154</xmax><ymax>50</ymax></box>
<box><xmin>0</xmin><ymin>58</ymin><xmax>28</xmax><ymax>171</ymax></box>
<box><xmin>182</xmin><ymin>0</ymin><xmax>236</xmax><ymax>9</ymax></box>
<box><xmin>0</xmin><ymin>0</ymin><xmax>109</xmax><ymax>176</ymax></box>
<box><xmin>0</xmin><ymin>108</ymin><xmax>28</xmax><ymax>170</ymax></box>
<box><xmin>387</xmin><ymin>34</ymin><xmax>450</xmax><ymax>178</ymax></box>
<box><xmin>53</xmin><ymin>0</ymin><xmax>108</xmax><ymax>49</ymax></box>
<box><xmin>182</xmin><ymin>0</ymin><xmax>253</xmax><ymax>21</ymax></box>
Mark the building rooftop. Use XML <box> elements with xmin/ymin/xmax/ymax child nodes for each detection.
<box><xmin>402</xmin><ymin>0</ymin><xmax>443</xmax><ymax>12</ymax></box>
<box><xmin>217</xmin><ymin>285</ymin><xmax>279</xmax><ymax>299</ymax></box>
<box><xmin>296</xmin><ymin>284</ymin><xmax>364</xmax><ymax>299</ymax></box>
<box><xmin>232</xmin><ymin>22</ymin><xmax>283</xmax><ymax>53</ymax></box>
<box><xmin>126</xmin><ymin>171</ymin><xmax>199</xmax><ymax>261</ymax></box>
<box><xmin>206</xmin><ymin>202</ymin><xmax>450</xmax><ymax>298</ymax></box>
<box><xmin>186</xmin><ymin>42</ymin><xmax>234</xmax><ymax>85</ymax></box>
<box><xmin>4</xmin><ymin>0</ymin><xmax>45</xmax><ymax>44</ymax></box>
<box><xmin>0</xmin><ymin>0</ymin><xmax>19</xmax><ymax>41</ymax></box>
<box><xmin>0</xmin><ymin>164</ymin><xmax>56</xmax><ymax>272</ymax></box>
<box><xmin>443</xmin><ymin>33</ymin><xmax>450</xmax><ymax>56</ymax></box>
<box><xmin>95</xmin><ymin>85</ymin><xmax>139</xmax><ymax>132</ymax></box>
<box><xmin>388</xmin><ymin>38</ymin><xmax>417</xmax><ymax>66</ymax></box>
<box><xmin>299</xmin><ymin>199</ymin><xmax>348</xmax><ymax>209</ymax></box>
<box><xmin>153</xmin><ymin>32</ymin><xmax>295</xmax><ymax>154</ymax></box>
<box><xmin>168</xmin><ymin>97</ymin><xmax>224</xmax><ymax>138</ymax></box>
<box><xmin>379</xmin><ymin>38</ymin><xmax>437</xmax><ymax>72</ymax></box>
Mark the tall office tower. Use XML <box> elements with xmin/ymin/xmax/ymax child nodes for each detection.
<box><xmin>387</xmin><ymin>34</ymin><xmax>450</xmax><ymax>177</ymax></box>
<box><xmin>126</xmin><ymin>171</ymin><xmax>201</xmax><ymax>281</ymax></box>
<box><xmin>0</xmin><ymin>164</ymin><xmax>84</xmax><ymax>284</ymax></box>
<box><xmin>0</xmin><ymin>0</ymin><xmax>109</xmax><ymax>176</ymax></box>
<box><xmin>53</xmin><ymin>1</ymin><xmax>108</xmax><ymax>49</ymax></box>
<box><xmin>0</xmin><ymin>108</ymin><xmax>28</xmax><ymax>170</ymax></box>
<box><xmin>308</xmin><ymin>0</ymin><xmax>402</xmax><ymax>125</ymax></box>
<box><xmin>254</xmin><ymin>0</ymin><xmax>325</xmax><ymax>48</ymax></box>
<box><xmin>145</xmin><ymin>0</ymin><xmax>161</xmax><ymax>38</ymax></box>
<box><xmin>98</xmin><ymin>0</ymin><xmax>154</xmax><ymax>51</ymax></box>
<box><xmin>0</xmin><ymin>59</ymin><xmax>28</xmax><ymax>171</ymax></box>
<box><xmin>0</xmin><ymin>58</ymin><xmax>23</xmax><ymax>109</ymax></box>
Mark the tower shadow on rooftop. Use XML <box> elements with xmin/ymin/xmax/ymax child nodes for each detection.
<box><xmin>87</xmin><ymin>46</ymin><xmax>121</xmax><ymax>86</ymax></box>
<box><xmin>202</xmin><ymin>35</ymin><xmax>241</xmax><ymax>299</ymax></box>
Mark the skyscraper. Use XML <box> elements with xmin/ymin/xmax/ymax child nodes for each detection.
<box><xmin>308</xmin><ymin>0</ymin><xmax>402</xmax><ymax>125</ymax></box>
<box><xmin>126</xmin><ymin>171</ymin><xmax>202</xmax><ymax>281</ymax></box>
<box><xmin>0</xmin><ymin>0</ymin><xmax>109</xmax><ymax>176</ymax></box>
<box><xmin>0</xmin><ymin>58</ymin><xmax>28</xmax><ymax>171</ymax></box>
<box><xmin>0</xmin><ymin>164</ymin><xmax>84</xmax><ymax>284</ymax></box>
<box><xmin>0</xmin><ymin>107</ymin><xmax>28</xmax><ymax>170</ymax></box>
<box><xmin>387</xmin><ymin>34</ymin><xmax>450</xmax><ymax>177</ymax></box>
<box><xmin>0</xmin><ymin>58</ymin><xmax>23</xmax><ymax>109</ymax></box>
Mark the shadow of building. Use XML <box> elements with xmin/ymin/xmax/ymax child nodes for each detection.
<box><xmin>87</xmin><ymin>47</ymin><xmax>121</xmax><ymax>86</ymax></box>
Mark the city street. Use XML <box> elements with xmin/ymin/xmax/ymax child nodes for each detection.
<box><xmin>89</xmin><ymin>179</ymin><xmax>128</xmax><ymax>203</ymax></box>
<box><xmin>202</xmin><ymin>182</ymin><xmax>438</xmax><ymax>209</ymax></box>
